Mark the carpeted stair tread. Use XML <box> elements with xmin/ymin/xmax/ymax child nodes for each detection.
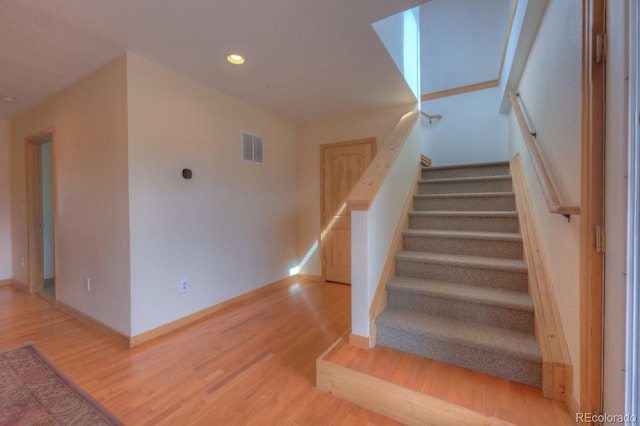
<box><xmin>376</xmin><ymin>308</ymin><xmax>541</xmax><ymax>362</ymax></box>
<box><xmin>378</xmin><ymin>160</ymin><xmax>541</xmax><ymax>387</ymax></box>
<box><xmin>408</xmin><ymin>211</ymin><xmax>518</xmax><ymax>218</ymax></box>
<box><xmin>408</xmin><ymin>210</ymin><xmax>521</xmax><ymax>233</ymax></box>
<box><xmin>421</xmin><ymin>161</ymin><xmax>510</xmax><ymax>172</ymax></box>
<box><xmin>413</xmin><ymin>193</ymin><xmax>516</xmax><ymax>212</ymax></box>
<box><xmin>418</xmin><ymin>175</ymin><xmax>514</xmax><ymax>195</ymax></box>
<box><xmin>421</xmin><ymin>162</ymin><xmax>511</xmax><ymax>179</ymax></box>
<box><xmin>387</xmin><ymin>277</ymin><xmax>533</xmax><ymax>311</ymax></box>
<box><xmin>396</xmin><ymin>251</ymin><xmax>527</xmax><ymax>273</ymax></box>
<box><xmin>419</xmin><ymin>175</ymin><xmax>511</xmax><ymax>184</ymax></box>
<box><xmin>403</xmin><ymin>228</ymin><xmax>522</xmax><ymax>243</ymax></box>
<box><xmin>415</xmin><ymin>192</ymin><xmax>515</xmax><ymax>199</ymax></box>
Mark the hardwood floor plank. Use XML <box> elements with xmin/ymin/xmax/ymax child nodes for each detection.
<box><xmin>0</xmin><ymin>280</ymin><xmax>395</xmax><ymax>425</ymax></box>
<box><xmin>1</xmin><ymin>280</ymin><xmax>576</xmax><ymax>425</ymax></box>
<box><xmin>320</xmin><ymin>339</ymin><xmax>575</xmax><ymax>426</ymax></box>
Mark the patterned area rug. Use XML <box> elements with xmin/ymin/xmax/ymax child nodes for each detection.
<box><xmin>0</xmin><ymin>344</ymin><xmax>123</xmax><ymax>425</ymax></box>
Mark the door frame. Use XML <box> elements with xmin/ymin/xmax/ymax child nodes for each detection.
<box><xmin>319</xmin><ymin>138</ymin><xmax>376</xmax><ymax>282</ymax></box>
<box><xmin>580</xmin><ymin>0</ymin><xmax>606</xmax><ymax>416</ymax></box>
<box><xmin>25</xmin><ymin>128</ymin><xmax>58</xmax><ymax>298</ymax></box>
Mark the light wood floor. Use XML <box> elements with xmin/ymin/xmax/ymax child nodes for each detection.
<box><xmin>1</xmin><ymin>278</ymin><xmax>575</xmax><ymax>425</ymax></box>
<box><xmin>0</xmin><ymin>279</ymin><xmax>401</xmax><ymax>425</ymax></box>
<box><xmin>322</xmin><ymin>337</ymin><xmax>575</xmax><ymax>425</ymax></box>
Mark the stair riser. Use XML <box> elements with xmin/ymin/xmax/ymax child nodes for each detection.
<box><xmin>386</xmin><ymin>290</ymin><xmax>533</xmax><ymax>332</ymax></box>
<box><xmin>422</xmin><ymin>164</ymin><xmax>510</xmax><ymax>179</ymax></box>
<box><xmin>402</xmin><ymin>235</ymin><xmax>523</xmax><ymax>259</ymax></box>
<box><xmin>408</xmin><ymin>215</ymin><xmax>520</xmax><ymax>233</ymax></box>
<box><xmin>376</xmin><ymin>325</ymin><xmax>541</xmax><ymax>388</ymax></box>
<box><xmin>418</xmin><ymin>179</ymin><xmax>513</xmax><ymax>195</ymax></box>
<box><xmin>395</xmin><ymin>259</ymin><xmax>528</xmax><ymax>292</ymax></box>
<box><xmin>414</xmin><ymin>195</ymin><xmax>516</xmax><ymax>212</ymax></box>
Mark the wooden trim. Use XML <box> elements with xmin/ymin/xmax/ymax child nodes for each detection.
<box><xmin>508</xmin><ymin>90</ymin><xmax>580</xmax><ymax>217</ymax></box>
<box><xmin>297</xmin><ymin>274</ymin><xmax>322</xmax><ymax>282</ymax></box>
<box><xmin>348</xmin><ymin>333</ymin><xmax>371</xmax><ymax>350</ymax></box>
<box><xmin>346</xmin><ymin>109</ymin><xmax>419</xmax><ymax>211</ymax></box>
<box><xmin>420</xmin><ymin>154</ymin><xmax>432</xmax><ymax>167</ymax></box>
<box><xmin>0</xmin><ymin>279</ymin><xmax>12</xmax><ymax>286</ymax></box>
<box><xmin>10</xmin><ymin>280</ymin><xmax>29</xmax><ymax>292</ymax></box>
<box><xmin>56</xmin><ymin>300</ymin><xmax>131</xmax><ymax>348</ymax></box>
<box><xmin>130</xmin><ymin>276</ymin><xmax>301</xmax><ymax>347</ymax></box>
<box><xmin>579</xmin><ymin>0</ymin><xmax>605</xmax><ymax>416</ymax></box>
<box><xmin>421</xmin><ymin>80</ymin><xmax>499</xmax><ymax>102</ymax></box>
<box><xmin>510</xmin><ymin>155</ymin><xmax>572</xmax><ymax>402</ymax></box>
<box><xmin>565</xmin><ymin>393</ymin><xmax>580</xmax><ymax>423</ymax></box>
<box><xmin>368</xmin><ymin>165</ymin><xmax>420</xmax><ymax>347</ymax></box>
<box><xmin>319</xmin><ymin>137</ymin><xmax>377</xmax><ymax>150</ymax></box>
<box><xmin>316</xmin><ymin>357</ymin><xmax>512</xmax><ymax>426</ymax></box>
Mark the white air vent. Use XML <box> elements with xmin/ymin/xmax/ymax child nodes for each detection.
<box><xmin>241</xmin><ymin>131</ymin><xmax>264</xmax><ymax>164</ymax></box>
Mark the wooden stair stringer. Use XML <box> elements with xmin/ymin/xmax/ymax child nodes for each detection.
<box><xmin>510</xmin><ymin>154</ymin><xmax>573</xmax><ymax>401</ymax></box>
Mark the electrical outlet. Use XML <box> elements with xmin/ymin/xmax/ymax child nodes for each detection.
<box><xmin>85</xmin><ymin>277</ymin><xmax>91</xmax><ymax>292</ymax></box>
<box><xmin>180</xmin><ymin>279</ymin><xmax>188</xmax><ymax>293</ymax></box>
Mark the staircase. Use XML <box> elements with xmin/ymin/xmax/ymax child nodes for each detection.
<box><xmin>376</xmin><ymin>161</ymin><xmax>542</xmax><ymax>388</ymax></box>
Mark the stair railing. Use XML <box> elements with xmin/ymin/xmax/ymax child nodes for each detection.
<box><xmin>508</xmin><ymin>89</ymin><xmax>580</xmax><ymax>220</ymax></box>
<box><xmin>346</xmin><ymin>109</ymin><xmax>420</xmax><ymax>210</ymax></box>
<box><xmin>420</xmin><ymin>111</ymin><xmax>442</xmax><ymax>124</ymax></box>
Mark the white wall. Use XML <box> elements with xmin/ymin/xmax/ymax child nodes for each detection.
<box><xmin>0</xmin><ymin>120</ymin><xmax>11</xmax><ymax>280</ymax></box>
<box><xmin>420</xmin><ymin>0</ymin><xmax>512</xmax><ymax>94</ymax></box>
<box><xmin>421</xmin><ymin>87</ymin><xmax>509</xmax><ymax>166</ymax></box>
<box><xmin>603</xmin><ymin>0</ymin><xmax>629</xmax><ymax>418</ymax></box>
<box><xmin>351</xmin><ymin>116</ymin><xmax>421</xmax><ymax>337</ymax></box>
<box><xmin>498</xmin><ymin>0</ymin><xmax>549</xmax><ymax>111</ymax></box>
<box><xmin>373</xmin><ymin>7</ymin><xmax>421</xmax><ymax>100</ymax></box>
<box><xmin>508</xmin><ymin>0</ymin><xmax>582</xmax><ymax>402</ymax></box>
<box><xmin>296</xmin><ymin>104</ymin><xmax>415</xmax><ymax>277</ymax></box>
<box><xmin>126</xmin><ymin>53</ymin><xmax>298</xmax><ymax>336</ymax></box>
<box><xmin>10</xmin><ymin>55</ymin><xmax>131</xmax><ymax>335</ymax></box>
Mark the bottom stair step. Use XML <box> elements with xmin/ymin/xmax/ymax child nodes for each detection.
<box><xmin>376</xmin><ymin>309</ymin><xmax>542</xmax><ymax>388</ymax></box>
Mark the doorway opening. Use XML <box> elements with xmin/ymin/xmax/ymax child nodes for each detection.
<box><xmin>25</xmin><ymin>129</ymin><xmax>56</xmax><ymax>302</ymax></box>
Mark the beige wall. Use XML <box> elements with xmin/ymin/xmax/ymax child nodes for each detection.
<box><xmin>9</xmin><ymin>55</ymin><xmax>131</xmax><ymax>335</ymax></box>
<box><xmin>0</xmin><ymin>120</ymin><xmax>11</xmax><ymax>280</ymax></box>
<box><xmin>126</xmin><ymin>54</ymin><xmax>298</xmax><ymax>335</ymax></box>
<box><xmin>508</xmin><ymin>0</ymin><xmax>582</xmax><ymax>401</ymax></box>
<box><xmin>296</xmin><ymin>104</ymin><xmax>415</xmax><ymax>277</ymax></box>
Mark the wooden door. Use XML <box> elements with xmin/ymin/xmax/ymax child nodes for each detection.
<box><xmin>320</xmin><ymin>138</ymin><xmax>375</xmax><ymax>284</ymax></box>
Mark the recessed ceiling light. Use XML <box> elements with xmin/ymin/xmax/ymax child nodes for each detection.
<box><xmin>0</xmin><ymin>95</ymin><xmax>16</xmax><ymax>103</ymax></box>
<box><xmin>227</xmin><ymin>54</ymin><xmax>245</xmax><ymax>65</ymax></box>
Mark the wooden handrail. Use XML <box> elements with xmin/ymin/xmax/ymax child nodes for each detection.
<box><xmin>420</xmin><ymin>154</ymin><xmax>432</xmax><ymax>167</ymax></box>
<box><xmin>420</xmin><ymin>111</ymin><xmax>442</xmax><ymax>123</ymax></box>
<box><xmin>508</xmin><ymin>89</ymin><xmax>580</xmax><ymax>219</ymax></box>
<box><xmin>346</xmin><ymin>109</ymin><xmax>419</xmax><ymax>211</ymax></box>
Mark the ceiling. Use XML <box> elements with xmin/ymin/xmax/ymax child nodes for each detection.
<box><xmin>0</xmin><ymin>0</ymin><xmax>513</xmax><ymax>123</ymax></box>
